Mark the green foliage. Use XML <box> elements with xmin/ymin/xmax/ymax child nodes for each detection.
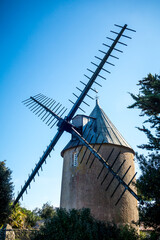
<box><xmin>140</xmin><ymin>231</ymin><xmax>160</xmax><ymax>240</ymax></box>
<box><xmin>119</xmin><ymin>225</ymin><xmax>139</xmax><ymax>240</ymax></box>
<box><xmin>139</xmin><ymin>202</ymin><xmax>160</xmax><ymax>231</ymax></box>
<box><xmin>0</xmin><ymin>161</ymin><xmax>14</xmax><ymax>226</ymax></box>
<box><xmin>34</xmin><ymin>202</ymin><xmax>55</xmax><ymax>220</ymax></box>
<box><xmin>136</xmin><ymin>153</ymin><xmax>160</xmax><ymax>202</ymax></box>
<box><xmin>9</xmin><ymin>203</ymin><xmax>40</xmax><ymax>229</ymax></box>
<box><xmin>14</xmin><ymin>229</ymin><xmax>37</xmax><ymax>240</ymax></box>
<box><xmin>129</xmin><ymin>73</ymin><xmax>160</xmax><ymax>234</ymax></box>
<box><xmin>8</xmin><ymin>202</ymin><xmax>53</xmax><ymax>229</ymax></box>
<box><xmin>21</xmin><ymin>207</ymin><xmax>40</xmax><ymax>228</ymax></box>
<box><xmin>128</xmin><ymin>73</ymin><xmax>160</xmax><ymax>151</ymax></box>
<box><xmin>9</xmin><ymin>203</ymin><xmax>27</xmax><ymax>229</ymax></box>
<box><xmin>129</xmin><ymin>73</ymin><xmax>160</xmax><ymax>116</ymax></box>
<box><xmin>32</xmin><ymin>208</ymin><xmax>139</xmax><ymax>240</ymax></box>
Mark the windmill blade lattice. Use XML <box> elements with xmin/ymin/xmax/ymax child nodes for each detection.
<box><xmin>13</xmin><ymin>24</ymin><xmax>140</xmax><ymax>208</ymax></box>
<box><xmin>23</xmin><ymin>94</ymin><xmax>67</xmax><ymax>128</ymax></box>
<box><xmin>67</xmin><ymin>24</ymin><xmax>135</xmax><ymax>118</ymax></box>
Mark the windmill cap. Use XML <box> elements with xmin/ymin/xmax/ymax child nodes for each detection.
<box><xmin>61</xmin><ymin>100</ymin><xmax>134</xmax><ymax>156</ymax></box>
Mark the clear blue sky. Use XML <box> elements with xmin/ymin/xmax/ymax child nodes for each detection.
<box><xmin>1</xmin><ymin>0</ymin><xmax>160</xmax><ymax>210</ymax></box>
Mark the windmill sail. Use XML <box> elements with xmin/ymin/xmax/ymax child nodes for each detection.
<box><xmin>14</xmin><ymin>24</ymin><xmax>139</xmax><ymax>207</ymax></box>
<box><xmin>67</xmin><ymin>24</ymin><xmax>133</xmax><ymax>120</ymax></box>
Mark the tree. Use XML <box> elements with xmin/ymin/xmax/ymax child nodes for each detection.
<box><xmin>129</xmin><ymin>73</ymin><xmax>160</xmax><ymax>150</ymax></box>
<box><xmin>9</xmin><ymin>203</ymin><xmax>27</xmax><ymax>229</ymax></box>
<box><xmin>0</xmin><ymin>161</ymin><xmax>14</xmax><ymax>226</ymax></box>
<box><xmin>36</xmin><ymin>202</ymin><xmax>56</xmax><ymax>220</ymax></box>
<box><xmin>32</xmin><ymin>208</ymin><xmax>139</xmax><ymax>240</ymax></box>
<box><xmin>8</xmin><ymin>203</ymin><xmax>40</xmax><ymax>229</ymax></box>
<box><xmin>128</xmin><ymin>73</ymin><xmax>160</xmax><ymax>233</ymax></box>
<box><xmin>22</xmin><ymin>207</ymin><xmax>40</xmax><ymax>228</ymax></box>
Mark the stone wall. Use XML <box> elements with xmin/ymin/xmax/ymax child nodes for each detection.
<box><xmin>0</xmin><ymin>226</ymin><xmax>38</xmax><ymax>240</ymax></box>
<box><xmin>0</xmin><ymin>224</ymin><xmax>15</xmax><ymax>240</ymax></box>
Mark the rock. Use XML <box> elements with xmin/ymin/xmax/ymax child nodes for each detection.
<box><xmin>4</xmin><ymin>224</ymin><xmax>15</xmax><ymax>240</ymax></box>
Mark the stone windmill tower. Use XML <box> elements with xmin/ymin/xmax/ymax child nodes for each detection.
<box><xmin>60</xmin><ymin>99</ymin><xmax>138</xmax><ymax>225</ymax></box>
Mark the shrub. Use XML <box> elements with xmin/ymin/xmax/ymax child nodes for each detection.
<box><xmin>32</xmin><ymin>208</ymin><xmax>139</xmax><ymax>240</ymax></box>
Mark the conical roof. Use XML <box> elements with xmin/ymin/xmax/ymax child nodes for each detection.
<box><xmin>86</xmin><ymin>99</ymin><xmax>131</xmax><ymax>147</ymax></box>
<box><xmin>61</xmin><ymin>100</ymin><xmax>133</xmax><ymax>155</ymax></box>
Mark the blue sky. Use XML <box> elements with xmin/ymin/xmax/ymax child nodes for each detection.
<box><xmin>1</xmin><ymin>0</ymin><xmax>160</xmax><ymax>210</ymax></box>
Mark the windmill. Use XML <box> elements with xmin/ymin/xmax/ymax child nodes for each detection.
<box><xmin>14</xmin><ymin>24</ymin><xmax>142</xmax><ymax>222</ymax></box>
